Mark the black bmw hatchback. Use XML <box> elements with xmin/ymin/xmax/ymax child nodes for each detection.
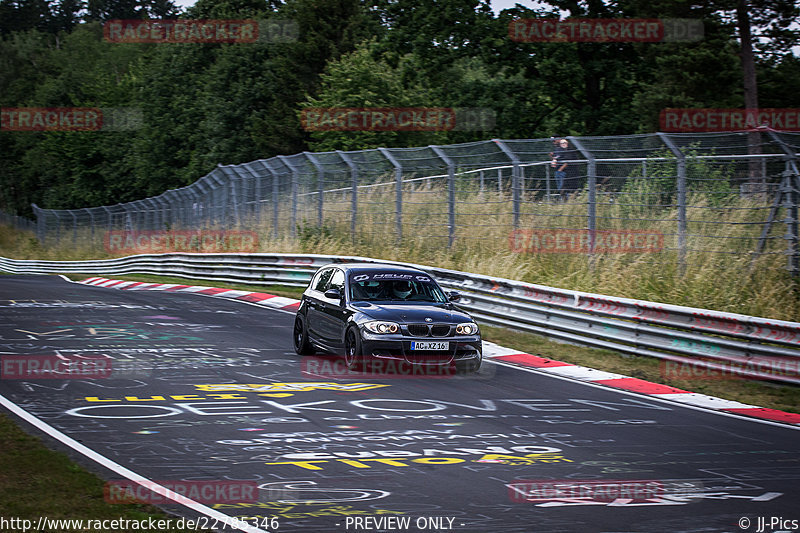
<box><xmin>293</xmin><ymin>263</ymin><xmax>482</xmax><ymax>372</ymax></box>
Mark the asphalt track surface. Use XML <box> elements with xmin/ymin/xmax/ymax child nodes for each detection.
<box><xmin>0</xmin><ymin>274</ymin><xmax>798</xmax><ymax>533</ymax></box>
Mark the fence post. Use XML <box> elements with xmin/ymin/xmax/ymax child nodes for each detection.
<box><xmin>277</xmin><ymin>156</ymin><xmax>299</xmax><ymax>239</ymax></box>
<box><xmin>86</xmin><ymin>208</ymin><xmax>95</xmax><ymax>247</ymax></box>
<box><xmin>243</xmin><ymin>162</ymin><xmax>261</xmax><ymax>226</ymax></box>
<box><xmin>151</xmin><ymin>198</ymin><xmax>163</xmax><ymax>230</ymax></box>
<box><xmin>31</xmin><ymin>204</ymin><xmax>43</xmax><ymax>243</ymax></box>
<box><xmin>765</xmin><ymin>130</ymin><xmax>800</xmax><ymax>276</ymax></box>
<box><xmin>379</xmin><ymin>147</ymin><xmax>403</xmax><ymax>242</ymax></box>
<box><xmin>430</xmin><ymin>146</ymin><xmax>456</xmax><ymax>247</ymax></box>
<box><xmin>102</xmin><ymin>207</ymin><xmax>113</xmax><ymax>245</ymax></box>
<box><xmin>258</xmin><ymin>160</ymin><xmax>279</xmax><ymax>239</ymax></box>
<box><xmin>659</xmin><ymin>133</ymin><xmax>687</xmax><ymax>273</ymax></box>
<box><xmin>219</xmin><ymin>167</ymin><xmax>241</xmax><ymax>227</ymax></box>
<box><xmin>569</xmin><ymin>136</ymin><xmax>595</xmax><ymax>258</ymax></box>
<box><xmin>337</xmin><ymin>151</ymin><xmax>358</xmax><ymax>244</ymax></box>
<box><xmin>545</xmin><ymin>164</ymin><xmax>551</xmax><ymax>201</ymax></box>
<box><xmin>787</xmin><ymin>176</ymin><xmax>799</xmax><ymax>277</ymax></box>
<box><xmin>304</xmin><ymin>153</ymin><xmax>325</xmax><ymax>230</ymax></box>
<box><xmin>196</xmin><ymin>180</ymin><xmax>210</xmax><ymax>226</ymax></box>
<box><xmin>493</xmin><ymin>140</ymin><xmax>521</xmax><ymax>228</ymax></box>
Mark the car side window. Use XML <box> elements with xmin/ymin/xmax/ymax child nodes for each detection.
<box><xmin>313</xmin><ymin>268</ymin><xmax>334</xmax><ymax>292</ymax></box>
<box><xmin>329</xmin><ymin>269</ymin><xmax>345</xmax><ymax>293</ymax></box>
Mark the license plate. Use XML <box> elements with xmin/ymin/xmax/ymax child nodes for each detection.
<box><xmin>411</xmin><ymin>341</ymin><xmax>449</xmax><ymax>350</ymax></box>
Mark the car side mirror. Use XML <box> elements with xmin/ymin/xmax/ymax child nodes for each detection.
<box><xmin>447</xmin><ymin>291</ymin><xmax>461</xmax><ymax>302</ymax></box>
<box><xmin>324</xmin><ymin>288</ymin><xmax>342</xmax><ymax>301</ymax></box>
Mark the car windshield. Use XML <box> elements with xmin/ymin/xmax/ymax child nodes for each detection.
<box><xmin>349</xmin><ymin>272</ymin><xmax>448</xmax><ymax>303</ymax></box>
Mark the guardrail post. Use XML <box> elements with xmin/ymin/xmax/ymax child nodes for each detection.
<box><xmin>379</xmin><ymin>147</ymin><xmax>403</xmax><ymax>242</ymax></box>
<box><xmin>659</xmin><ymin>133</ymin><xmax>687</xmax><ymax>273</ymax></box>
<box><xmin>569</xmin><ymin>137</ymin><xmax>596</xmax><ymax>261</ymax></box>
<box><xmin>493</xmin><ymin>139</ymin><xmax>521</xmax><ymax>228</ymax></box>
<box><xmin>338</xmin><ymin>151</ymin><xmax>358</xmax><ymax>244</ymax></box>
<box><xmin>430</xmin><ymin>146</ymin><xmax>456</xmax><ymax>247</ymax></box>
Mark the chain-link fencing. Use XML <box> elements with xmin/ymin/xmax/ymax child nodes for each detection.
<box><xmin>0</xmin><ymin>209</ymin><xmax>36</xmax><ymax>233</ymax></box>
<box><xmin>31</xmin><ymin>131</ymin><xmax>800</xmax><ymax>276</ymax></box>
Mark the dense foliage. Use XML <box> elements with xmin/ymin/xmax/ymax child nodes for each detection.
<box><xmin>1</xmin><ymin>0</ymin><xmax>798</xmax><ymax>216</ymax></box>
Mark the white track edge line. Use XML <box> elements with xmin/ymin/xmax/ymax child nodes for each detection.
<box><xmin>485</xmin><ymin>358</ymin><xmax>800</xmax><ymax>430</ymax></box>
<box><xmin>0</xmin><ymin>394</ymin><xmax>270</xmax><ymax>533</ymax></box>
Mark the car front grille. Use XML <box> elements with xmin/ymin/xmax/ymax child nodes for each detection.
<box><xmin>431</xmin><ymin>325</ymin><xmax>451</xmax><ymax>336</ymax></box>
<box><xmin>407</xmin><ymin>324</ymin><xmax>429</xmax><ymax>336</ymax></box>
<box><xmin>406</xmin><ymin>324</ymin><xmax>452</xmax><ymax>337</ymax></box>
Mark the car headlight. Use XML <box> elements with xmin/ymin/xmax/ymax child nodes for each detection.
<box><xmin>364</xmin><ymin>321</ymin><xmax>400</xmax><ymax>334</ymax></box>
<box><xmin>456</xmin><ymin>322</ymin><xmax>479</xmax><ymax>335</ymax></box>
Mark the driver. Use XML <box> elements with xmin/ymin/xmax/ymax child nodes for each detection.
<box><xmin>363</xmin><ymin>281</ymin><xmax>382</xmax><ymax>299</ymax></box>
<box><xmin>392</xmin><ymin>280</ymin><xmax>413</xmax><ymax>300</ymax></box>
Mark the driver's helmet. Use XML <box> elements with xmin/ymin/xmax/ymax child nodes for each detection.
<box><xmin>392</xmin><ymin>280</ymin><xmax>413</xmax><ymax>299</ymax></box>
<box><xmin>363</xmin><ymin>281</ymin><xmax>382</xmax><ymax>298</ymax></box>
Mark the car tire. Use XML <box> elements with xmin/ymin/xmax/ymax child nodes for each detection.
<box><xmin>293</xmin><ymin>316</ymin><xmax>314</xmax><ymax>355</ymax></box>
<box><xmin>344</xmin><ymin>326</ymin><xmax>363</xmax><ymax>370</ymax></box>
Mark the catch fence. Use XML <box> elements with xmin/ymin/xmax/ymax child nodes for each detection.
<box><xmin>0</xmin><ymin>209</ymin><xmax>36</xmax><ymax>233</ymax></box>
<box><xmin>31</xmin><ymin>131</ymin><xmax>800</xmax><ymax>275</ymax></box>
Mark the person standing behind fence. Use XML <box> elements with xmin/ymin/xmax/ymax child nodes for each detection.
<box><xmin>555</xmin><ymin>138</ymin><xmax>582</xmax><ymax>197</ymax></box>
<box><xmin>551</xmin><ymin>138</ymin><xmax>569</xmax><ymax>196</ymax></box>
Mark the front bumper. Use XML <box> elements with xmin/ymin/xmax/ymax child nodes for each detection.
<box><xmin>359</xmin><ymin>329</ymin><xmax>482</xmax><ymax>365</ymax></box>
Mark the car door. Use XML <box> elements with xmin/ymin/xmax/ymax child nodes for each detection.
<box><xmin>317</xmin><ymin>268</ymin><xmax>349</xmax><ymax>349</ymax></box>
<box><xmin>305</xmin><ymin>267</ymin><xmax>334</xmax><ymax>342</ymax></box>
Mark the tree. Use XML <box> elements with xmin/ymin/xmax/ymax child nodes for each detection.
<box><xmin>300</xmin><ymin>40</ymin><xmax>447</xmax><ymax>151</ymax></box>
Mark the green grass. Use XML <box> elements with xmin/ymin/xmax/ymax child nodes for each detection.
<box><xmin>0</xmin><ymin>412</ymin><xmax>212</xmax><ymax>532</ymax></box>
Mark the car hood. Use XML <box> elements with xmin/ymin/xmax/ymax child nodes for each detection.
<box><xmin>354</xmin><ymin>302</ymin><xmax>472</xmax><ymax>324</ymax></box>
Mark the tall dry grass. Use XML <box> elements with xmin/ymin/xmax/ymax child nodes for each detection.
<box><xmin>2</xmin><ymin>184</ymin><xmax>797</xmax><ymax>321</ymax></box>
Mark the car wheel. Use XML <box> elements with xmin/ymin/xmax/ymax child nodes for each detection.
<box><xmin>293</xmin><ymin>316</ymin><xmax>314</xmax><ymax>355</ymax></box>
<box><xmin>344</xmin><ymin>327</ymin><xmax>363</xmax><ymax>370</ymax></box>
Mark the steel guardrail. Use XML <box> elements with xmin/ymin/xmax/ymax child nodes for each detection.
<box><xmin>2</xmin><ymin>253</ymin><xmax>798</xmax><ymax>384</ymax></box>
